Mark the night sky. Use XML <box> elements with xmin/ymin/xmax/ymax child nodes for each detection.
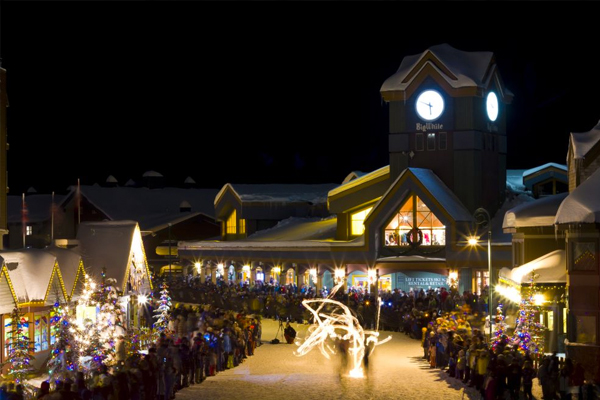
<box><xmin>3</xmin><ymin>5</ymin><xmax>600</xmax><ymax>196</ymax></box>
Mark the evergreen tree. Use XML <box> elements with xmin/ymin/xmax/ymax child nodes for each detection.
<box><xmin>2</xmin><ymin>306</ymin><xmax>35</xmax><ymax>384</ymax></box>
<box><xmin>510</xmin><ymin>271</ymin><xmax>546</xmax><ymax>358</ymax></box>
<box><xmin>152</xmin><ymin>281</ymin><xmax>172</xmax><ymax>341</ymax></box>
<box><xmin>491</xmin><ymin>303</ymin><xmax>509</xmax><ymax>352</ymax></box>
<box><xmin>47</xmin><ymin>299</ymin><xmax>76</xmax><ymax>383</ymax></box>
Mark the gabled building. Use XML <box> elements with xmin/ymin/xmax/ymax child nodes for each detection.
<box><xmin>179</xmin><ymin>44</ymin><xmax>515</xmax><ymax>297</ymax></box>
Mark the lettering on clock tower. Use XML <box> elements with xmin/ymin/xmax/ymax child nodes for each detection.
<box><xmin>416</xmin><ymin>122</ymin><xmax>443</xmax><ymax>132</ymax></box>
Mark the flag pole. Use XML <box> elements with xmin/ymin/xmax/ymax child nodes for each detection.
<box><xmin>77</xmin><ymin>178</ymin><xmax>81</xmax><ymax>225</ymax></box>
<box><xmin>22</xmin><ymin>193</ymin><xmax>26</xmax><ymax>248</ymax></box>
<box><xmin>51</xmin><ymin>191</ymin><xmax>55</xmax><ymax>242</ymax></box>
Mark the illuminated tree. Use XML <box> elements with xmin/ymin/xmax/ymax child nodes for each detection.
<box><xmin>491</xmin><ymin>303</ymin><xmax>509</xmax><ymax>352</ymax></box>
<box><xmin>47</xmin><ymin>299</ymin><xmax>76</xmax><ymax>384</ymax></box>
<box><xmin>152</xmin><ymin>282</ymin><xmax>172</xmax><ymax>342</ymax></box>
<box><xmin>2</xmin><ymin>306</ymin><xmax>35</xmax><ymax>384</ymax></box>
<box><xmin>510</xmin><ymin>271</ymin><xmax>546</xmax><ymax>358</ymax></box>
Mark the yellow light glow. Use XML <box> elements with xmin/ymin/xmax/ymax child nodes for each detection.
<box><xmin>195</xmin><ymin>262</ymin><xmax>201</xmax><ymax>273</ymax></box>
<box><xmin>242</xmin><ymin>265</ymin><xmax>250</xmax><ymax>272</ymax></box>
<box><xmin>495</xmin><ymin>284</ymin><xmax>522</xmax><ymax>304</ymax></box>
<box><xmin>468</xmin><ymin>237</ymin><xmax>479</xmax><ymax>246</ymax></box>
<box><xmin>367</xmin><ymin>269</ymin><xmax>377</xmax><ymax>284</ymax></box>
<box><xmin>138</xmin><ymin>294</ymin><xmax>148</xmax><ymax>305</ymax></box>
<box><xmin>309</xmin><ymin>268</ymin><xmax>317</xmax><ymax>278</ymax></box>
<box><xmin>534</xmin><ymin>294</ymin><xmax>545</xmax><ymax>306</ymax></box>
<box><xmin>273</xmin><ymin>266</ymin><xmax>281</xmax><ymax>274</ymax></box>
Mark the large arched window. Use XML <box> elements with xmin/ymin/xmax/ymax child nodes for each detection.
<box><xmin>384</xmin><ymin>195</ymin><xmax>445</xmax><ymax>247</ymax></box>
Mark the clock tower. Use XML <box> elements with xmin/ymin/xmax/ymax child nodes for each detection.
<box><xmin>380</xmin><ymin>43</ymin><xmax>513</xmax><ymax>217</ymax></box>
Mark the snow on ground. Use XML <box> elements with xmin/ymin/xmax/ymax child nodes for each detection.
<box><xmin>176</xmin><ymin>319</ymin><xmax>543</xmax><ymax>400</ymax></box>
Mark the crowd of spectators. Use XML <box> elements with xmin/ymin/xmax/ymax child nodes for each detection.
<box><xmin>24</xmin><ymin>273</ymin><xmax>598</xmax><ymax>400</ymax></box>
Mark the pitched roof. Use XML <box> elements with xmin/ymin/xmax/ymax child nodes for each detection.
<box><xmin>329</xmin><ymin>166</ymin><xmax>390</xmax><ymax>198</ymax></box>
<box><xmin>44</xmin><ymin>244</ymin><xmax>83</xmax><ymax>299</ymax></box>
<box><xmin>0</xmin><ymin>248</ymin><xmax>59</xmax><ymax>303</ymax></box>
<box><xmin>570</xmin><ymin>120</ymin><xmax>600</xmax><ymax>160</ymax></box>
<box><xmin>74</xmin><ymin>220</ymin><xmax>138</xmax><ymax>291</ymax></box>
<box><xmin>555</xmin><ymin>167</ymin><xmax>600</xmax><ymax>224</ymax></box>
<box><xmin>8</xmin><ymin>194</ymin><xmax>66</xmax><ymax>223</ymax></box>
<box><xmin>215</xmin><ymin>183</ymin><xmax>338</xmax><ymax>206</ymax></box>
<box><xmin>71</xmin><ymin>185</ymin><xmax>219</xmax><ymax>231</ymax></box>
<box><xmin>381</xmin><ymin>43</ymin><xmax>513</xmax><ymax>101</ymax></box>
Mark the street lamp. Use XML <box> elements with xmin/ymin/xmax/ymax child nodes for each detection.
<box><xmin>472</xmin><ymin>207</ymin><xmax>493</xmax><ymax>340</ymax></box>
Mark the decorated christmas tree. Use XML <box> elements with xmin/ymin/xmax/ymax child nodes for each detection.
<box><xmin>47</xmin><ymin>299</ymin><xmax>76</xmax><ymax>384</ymax></box>
<box><xmin>152</xmin><ymin>281</ymin><xmax>172</xmax><ymax>342</ymax></box>
<box><xmin>72</xmin><ymin>270</ymin><xmax>126</xmax><ymax>372</ymax></box>
<box><xmin>510</xmin><ymin>271</ymin><xmax>546</xmax><ymax>358</ymax></box>
<box><xmin>2</xmin><ymin>306</ymin><xmax>35</xmax><ymax>384</ymax></box>
<box><xmin>491</xmin><ymin>303</ymin><xmax>509</xmax><ymax>352</ymax></box>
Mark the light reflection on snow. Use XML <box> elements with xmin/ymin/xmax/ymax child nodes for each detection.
<box><xmin>294</xmin><ymin>283</ymin><xmax>391</xmax><ymax>379</ymax></box>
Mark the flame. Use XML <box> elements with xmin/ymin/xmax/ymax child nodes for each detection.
<box><xmin>293</xmin><ymin>283</ymin><xmax>391</xmax><ymax>378</ymax></box>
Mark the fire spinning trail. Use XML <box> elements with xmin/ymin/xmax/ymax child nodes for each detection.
<box><xmin>293</xmin><ymin>283</ymin><xmax>391</xmax><ymax>378</ymax></box>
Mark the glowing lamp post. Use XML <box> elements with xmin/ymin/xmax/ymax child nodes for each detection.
<box><xmin>367</xmin><ymin>268</ymin><xmax>378</xmax><ymax>294</ymax></box>
<box><xmin>273</xmin><ymin>266</ymin><xmax>281</xmax><ymax>285</ymax></box>
<box><xmin>471</xmin><ymin>207</ymin><xmax>493</xmax><ymax>340</ymax></box>
<box><xmin>309</xmin><ymin>267</ymin><xmax>317</xmax><ymax>287</ymax></box>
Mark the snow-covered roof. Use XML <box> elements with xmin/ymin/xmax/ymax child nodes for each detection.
<box><xmin>8</xmin><ymin>194</ymin><xmax>66</xmax><ymax>223</ymax></box>
<box><xmin>329</xmin><ymin>166</ymin><xmax>389</xmax><ymax>198</ymax></box>
<box><xmin>246</xmin><ymin>217</ymin><xmax>337</xmax><ymax>242</ymax></box>
<box><xmin>503</xmin><ymin>193</ymin><xmax>566</xmax><ymax>229</ymax></box>
<box><xmin>381</xmin><ymin>43</ymin><xmax>513</xmax><ymax>100</ymax></box>
<box><xmin>44</xmin><ymin>244</ymin><xmax>83</xmax><ymax>299</ymax></box>
<box><xmin>184</xmin><ymin>176</ymin><xmax>196</xmax><ymax>184</ymax></box>
<box><xmin>74</xmin><ymin>220</ymin><xmax>138</xmax><ymax>291</ymax></box>
<box><xmin>143</xmin><ymin>170</ymin><xmax>163</xmax><ymax>177</ymax></box>
<box><xmin>506</xmin><ymin>170</ymin><xmax>527</xmax><ymax>193</ymax></box>
<box><xmin>408</xmin><ymin>168</ymin><xmax>473</xmax><ymax>222</ymax></box>
<box><xmin>125</xmin><ymin>179</ymin><xmax>136</xmax><ymax>187</ymax></box>
<box><xmin>0</xmin><ymin>248</ymin><xmax>58</xmax><ymax>303</ymax></box>
<box><xmin>523</xmin><ymin>163</ymin><xmax>567</xmax><ymax>178</ymax></box>
<box><xmin>499</xmin><ymin>250</ymin><xmax>566</xmax><ymax>284</ymax></box>
<box><xmin>216</xmin><ymin>183</ymin><xmax>338</xmax><ymax>206</ymax></box>
<box><xmin>71</xmin><ymin>185</ymin><xmax>219</xmax><ymax>231</ymax></box>
<box><xmin>555</xmin><ymin>167</ymin><xmax>600</xmax><ymax>224</ymax></box>
<box><xmin>570</xmin><ymin>120</ymin><xmax>600</xmax><ymax>160</ymax></box>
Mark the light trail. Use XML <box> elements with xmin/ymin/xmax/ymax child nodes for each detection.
<box><xmin>293</xmin><ymin>283</ymin><xmax>391</xmax><ymax>378</ymax></box>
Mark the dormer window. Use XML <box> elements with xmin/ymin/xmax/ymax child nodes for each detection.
<box><xmin>384</xmin><ymin>194</ymin><xmax>445</xmax><ymax>247</ymax></box>
<box><xmin>350</xmin><ymin>207</ymin><xmax>373</xmax><ymax>236</ymax></box>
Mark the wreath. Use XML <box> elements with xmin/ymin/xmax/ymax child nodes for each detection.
<box><xmin>406</xmin><ymin>228</ymin><xmax>423</xmax><ymax>246</ymax></box>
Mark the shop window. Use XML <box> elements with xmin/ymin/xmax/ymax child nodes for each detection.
<box><xmin>384</xmin><ymin>194</ymin><xmax>445</xmax><ymax>247</ymax></box>
<box><xmin>415</xmin><ymin>133</ymin><xmax>424</xmax><ymax>151</ymax></box>
<box><xmin>475</xmin><ymin>270</ymin><xmax>489</xmax><ymax>295</ymax></box>
<box><xmin>427</xmin><ymin>133</ymin><xmax>436</xmax><ymax>150</ymax></box>
<box><xmin>350</xmin><ymin>207</ymin><xmax>373</xmax><ymax>236</ymax></box>
<box><xmin>4</xmin><ymin>316</ymin><xmax>30</xmax><ymax>357</ymax></box>
<box><xmin>226</xmin><ymin>210</ymin><xmax>237</xmax><ymax>235</ymax></box>
<box><xmin>439</xmin><ymin>132</ymin><xmax>447</xmax><ymax>150</ymax></box>
<box><xmin>34</xmin><ymin>314</ymin><xmax>49</xmax><ymax>352</ymax></box>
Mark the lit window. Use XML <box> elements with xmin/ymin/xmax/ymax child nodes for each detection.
<box><xmin>34</xmin><ymin>314</ymin><xmax>48</xmax><ymax>352</ymax></box>
<box><xmin>350</xmin><ymin>207</ymin><xmax>373</xmax><ymax>236</ymax></box>
<box><xmin>26</xmin><ymin>225</ymin><xmax>33</xmax><ymax>236</ymax></box>
<box><xmin>415</xmin><ymin>133</ymin><xmax>424</xmax><ymax>151</ymax></box>
<box><xmin>239</xmin><ymin>219</ymin><xmax>246</xmax><ymax>235</ymax></box>
<box><xmin>427</xmin><ymin>133</ymin><xmax>436</xmax><ymax>150</ymax></box>
<box><xmin>226</xmin><ymin>210</ymin><xmax>237</xmax><ymax>235</ymax></box>
<box><xmin>4</xmin><ymin>316</ymin><xmax>30</xmax><ymax>357</ymax></box>
<box><xmin>384</xmin><ymin>195</ymin><xmax>445</xmax><ymax>247</ymax></box>
<box><xmin>439</xmin><ymin>132</ymin><xmax>447</xmax><ymax>150</ymax></box>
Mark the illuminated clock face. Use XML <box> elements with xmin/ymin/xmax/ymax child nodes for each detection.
<box><xmin>486</xmin><ymin>92</ymin><xmax>499</xmax><ymax>122</ymax></box>
<box><xmin>415</xmin><ymin>90</ymin><xmax>444</xmax><ymax>121</ymax></box>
